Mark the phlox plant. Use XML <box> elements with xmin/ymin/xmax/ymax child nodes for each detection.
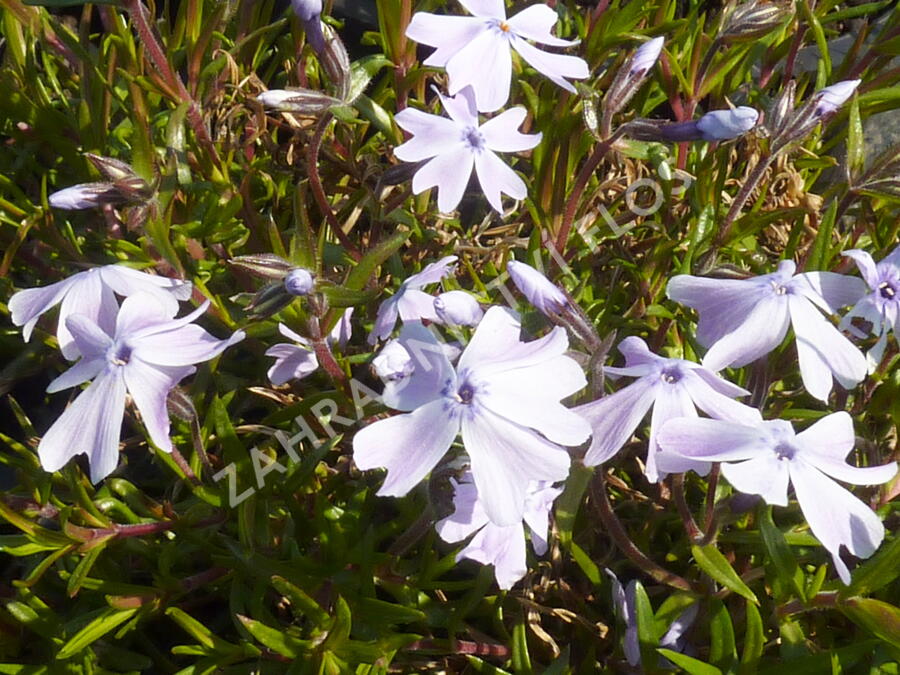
<box><xmin>2</xmin><ymin>0</ymin><xmax>900</xmax><ymax>672</ymax></box>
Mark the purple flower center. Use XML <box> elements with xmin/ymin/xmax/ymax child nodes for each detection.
<box><xmin>660</xmin><ymin>367</ymin><xmax>681</xmax><ymax>384</ymax></box>
<box><xmin>774</xmin><ymin>442</ymin><xmax>796</xmax><ymax>461</ymax></box>
<box><xmin>878</xmin><ymin>281</ymin><xmax>896</xmax><ymax>300</ymax></box>
<box><xmin>770</xmin><ymin>281</ymin><xmax>789</xmax><ymax>296</ymax></box>
<box><xmin>108</xmin><ymin>341</ymin><xmax>132</xmax><ymax>366</ymax></box>
<box><xmin>456</xmin><ymin>382</ymin><xmax>476</xmax><ymax>404</ymax></box>
<box><xmin>462</xmin><ymin>127</ymin><xmax>485</xmax><ymax>151</ymax></box>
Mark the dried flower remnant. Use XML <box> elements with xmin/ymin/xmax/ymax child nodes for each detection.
<box><xmin>393</xmin><ymin>87</ymin><xmax>541</xmax><ymax>214</ymax></box>
<box><xmin>668</xmin><ymin>260</ymin><xmax>868</xmax><ymax>401</ymax></box>
<box><xmin>9</xmin><ymin>265</ymin><xmax>192</xmax><ymax>360</ymax></box>
<box><xmin>406</xmin><ymin>1</ymin><xmax>589</xmax><ymax>112</ymax></box>
<box><xmin>353</xmin><ymin>308</ymin><xmax>590</xmax><ymax>526</ymax></box>
<box><xmin>576</xmin><ymin>336</ymin><xmax>761</xmax><ymax>480</ymax></box>
<box><xmin>38</xmin><ymin>294</ymin><xmax>245</xmax><ymax>483</ymax></box>
<box><xmin>436</xmin><ymin>473</ymin><xmax>562</xmax><ymax>589</ymax></box>
<box><xmin>657</xmin><ymin>413</ymin><xmax>897</xmax><ymax>583</ymax></box>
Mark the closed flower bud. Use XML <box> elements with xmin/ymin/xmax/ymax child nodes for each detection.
<box><xmin>629</xmin><ymin>36</ymin><xmax>664</xmax><ymax>78</ymax></box>
<box><xmin>256</xmin><ymin>88</ymin><xmax>343</xmax><ymax>115</ymax></box>
<box><xmin>696</xmin><ymin>106</ymin><xmax>759</xmax><ymax>140</ymax></box>
<box><xmin>321</xmin><ymin>24</ymin><xmax>351</xmax><ymax>101</ymax></box>
<box><xmin>85</xmin><ymin>154</ymin><xmax>137</xmax><ymax>182</ymax></box>
<box><xmin>507</xmin><ymin>260</ymin><xmax>569</xmax><ymax>316</ymax></box>
<box><xmin>372</xmin><ymin>340</ymin><xmax>414</xmax><ymax>382</ymax></box>
<box><xmin>246</xmin><ymin>283</ymin><xmax>295</xmax><ymax>320</ymax></box>
<box><xmin>814</xmin><ymin>79</ymin><xmax>860</xmax><ymax>117</ymax></box>
<box><xmin>721</xmin><ymin>2</ymin><xmax>791</xmax><ymax>42</ymax></box>
<box><xmin>229</xmin><ymin>253</ymin><xmax>295</xmax><ymax>280</ymax></box>
<box><xmin>48</xmin><ymin>183</ymin><xmax>122</xmax><ymax>210</ymax></box>
<box><xmin>284</xmin><ymin>268</ymin><xmax>315</xmax><ymax>296</ymax></box>
<box><xmin>601</xmin><ymin>37</ymin><xmax>664</xmax><ymax>137</ymax></box>
<box><xmin>434</xmin><ymin>290</ymin><xmax>483</xmax><ymax>327</ymax></box>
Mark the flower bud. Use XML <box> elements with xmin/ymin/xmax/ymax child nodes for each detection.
<box><xmin>229</xmin><ymin>253</ymin><xmax>295</xmax><ymax>280</ymax></box>
<box><xmin>246</xmin><ymin>283</ymin><xmax>295</xmax><ymax>320</ymax></box>
<box><xmin>372</xmin><ymin>340</ymin><xmax>414</xmax><ymax>381</ymax></box>
<box><xmin>507</xmin><ymin>260</ymin><xmax>569</xmax><ymax>316</ymax></box>
<box><xmin>695</xmin><ymin>106</ymin><xmax>759</xmax><ymax>140</ymax></box>
<box><xmin>721</xmin><ymin>2</ymin><xmax>791</xmax><ymax>42</ymax></box>
<box><xmin>434</xmin><ymin>291</ymin><xmax>483</xmax><ymax>327</ymax></box>
<box><xmin>85</xmin><ymin>154</ymin><xmax>137</xmax><ymax>182</ymax></box>
<box><xmin>291</xmin><ymin>0</ymin><xmax>326</xmax><ymax>54</ymax></box>
<box><xmin>600</xmin><ymin>37</ymin><xmax>664</xmax><ymax>137</ymax></box>
<box><xmin>257</xmin><ymin>88</ymin><xmax>343</xmax><ymax>115</ymax></box>
<box><xmin>48</xmin><ymin>183</ymin><xmax>121</xmax><ymax>210</ymax></box>
<box><xmin>328</xmin><ymin>307</ymin><xmax>354</xmax><ymax>348</ymax></box>
<box><xmin>284</xmin><ymin>268</ymin><xmax>315</xmax><ymax>296</ymax></box>
<box><xmin>813</xmin><ymin>79</ymin><xmax>860</xmax><ymax>117</ymax></box>
<box><xmin>321</xmin><ymin>24</ymin><xmax>351</xmax><ymax>101</ymax></box>
<box><xmin>629</xmin><ymin>36</ymin><xmax>664</xmax><ymax>78</ymax></box>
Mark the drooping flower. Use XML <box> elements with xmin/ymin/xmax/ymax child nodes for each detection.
<box><xmin>368</xmin><ymin>256</ymin><xmax>458</xmax><ymax>344</ymax></box>
<box><xmin>667</xmin><ymin>260</ymin><xmax>868</xmax><ymax>402</ymax></box>
<box><xmin>9</xmin><ymin>265</ymin><xmax>192</xmax><ymax>360</ymax></box>
<box><xmin>436</xmin><ymin>472</ymin><xmax>561</xmax><ymax>589</ymax></box>
<box><xmin>393</xmin><ymin>87</ymin><xmax>541</xmax><ymax>213</ymax></box>
<box><xmin>839</xmin><ymin>247</ymin><xmax>900</xmax><ymax>371</ymax></box>
<box><xmin>656</xmin><ymin>412</ymin><xmax>897</xmax><ymax>583</ymax></box>
<box><xmin>353</xmin><ymin>307</ymin><xmax>590</xmax><ymax>525</ymax></box>
<box><xmin>38</xmin><ymin>293</ymin><xmax>245</xmax><ymax>483</ymax></box>
<box><xmin>266</xmin><ymin>324</ymin><xmax>319</xmax><ymax>385</ymax></box>
<box><xmin>406</xmin><ymin>1</ymin><xmax>589</xmax><ymax>112</ymax></box>
<box><xmin>576</xmin><ymin>337</ymin><xmax>761</xmax><ymax>480</ymax></box>
<box><xmin>434</xmin><ymin>290</ymin><xmax>484</xmax><ymax>326</ymax></box>
<box><xmin>507</xmin><ymin>260</ymin><xmax>569</xmax><ymax>316</ymax></box>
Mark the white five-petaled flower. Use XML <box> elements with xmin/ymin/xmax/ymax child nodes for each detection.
<box><xmin>38</xmin><ymin>293</ymin><xmax>245</xmax><ymax>483</ymax></box>
<box><xmin>507</xmin><ymin>259</ymin><xmax>569</xmax><ymax>316</ymax></box>
<box><xmin>406</xmin><ymin>0</ymin><xmax>589</xmax><ymax>113</ymax></box>
<box><xmin>9</xmin><ymin>265</ymin><xmax>192</xmax><ymax>360</ymax></box>
<box><xmin>575</xmin><ymin>337</ymin><xmax>761</xmax><ymax>481</ymax></box>
<box><xmin>667</xmin><ymin>260</ymin><xmax>868</xmax><ymax>402</ymax></box>
<box><xmin>436</xmin><ymin>472</ymin><xmax>561</xmax><ymax>589</ymax></box>
<box><xmin>266</xmin><ymin>324</ymin><xmax>319</xmax><ymax>386</ymax></box>
<box><xmin>656</xmin><ymin>412</ymin><xmax>897</xmax><ymax>584</ymax></box>
<box><xmin>353</xmin><ymin>306</ymin><xmax>591</xmax><ymax>526</ymax></box>
<box><xmin>394</xmin><ymin>87</ymin><xmax>541</xmax><ymax>214</ymax></box>
<box><xmin>840</xmin><ymin>246</ymin><xmax>900</xmax><ymax>371</ymax></box>
<box><xmin>369</xmin><ymin>256</ymin><xmax>458</xmax><ymax>344</ymax></box>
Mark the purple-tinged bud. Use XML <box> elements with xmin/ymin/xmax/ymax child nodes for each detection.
<box><xmin>48</xmin><ymin>184</ymin><xmax>120</xmax><ymax>210</ymax></box>
<box><xmin>284</xmin><ymin>268</ymin><xmax>315</xmax><ymax>296</ymax></box>
<box><xmin>507</xmin><ymin>260</ymin><xmax>569</xmax><ymax>316</ymax></box>
<box><xmin>696</xmin><ymin>106</ymin><xmax>759</xmax><ymax>140</ymax></box>
<box><xmin>721</xmin><ymin>2</ymin><xmax>791</xmax><ymax>42</ymax></box>
<box><xmin>814</xmin><ymin>79</ymin><xmax>860</xmax><ymax>117</ymax></box>
<box><xmin>657</xmin><ymin>120</ymin><xmax>705</xmax><ymax>142</ymax></box>
<box><xmin>229</xmin><ymin>253</ymin><xmax>295</xmax><ymax>279</ymax></box>
<box><xmin>434</xmin><ymin>291</ymin><xmax>484</xmax><ymax>327</ymax></box>
<box><xmin>291</xmin><ymin>0</ymin><xmax>326</xmax><ymax>54</ymax></box>
<box><xmin>321</xmin><ymin>24</ymin><xmax>351</xmax><ymax>100</ymax></box>
<box><xmin>85</xmin><ymin>154</ymin><xmax>136</xmax><ymax>182</ymax></box>
<box><xmin>372</xmin><ymin>339</ymin><xmax>414</xmax><ymax>382</ymax></box>
<box><xmin>629</xmin><ymin>36</ymin><xmax>664</xmax><ymax>78</ymax></box>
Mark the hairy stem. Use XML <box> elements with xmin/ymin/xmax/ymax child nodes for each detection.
<box><xmin>714</xmin><ymin>153</ymin><xmax>774</xmax><ymax>247</ymax></box>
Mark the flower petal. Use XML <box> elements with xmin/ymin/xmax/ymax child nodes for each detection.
<box><xmin>124</xmin><ymin>358</ymin><xmax>194</xmax><ymax>452</ymax></box>
<box><xmin>789</xmin><ymin>460</ymin><xmax>886</xmax><ymax>584</ymax></box>
<box><xmin>369</xmin><ymin>296</ymin><xmax>400</xmax><ymax>344</ymax></box>
<box><xmin>788</xmin><ymin>295</ymin><xmax>866</xmax><ymax>401</ymax></box>
<box><xmin>681</xmin><ymin>370</ymin><xmax>761</xmax><ymax>424</ymax></box>
<box><xmin>522</xmin><ymin>482</ymin><xmax>562</xmax><ymax>555</ymax></box>
<box><xmin>266</xmin><ymin>344</ymin><xmax>319</xmax><ymax>385</ymax></box>
<box><xmin>99</xmin><ymin>264</ymin><xmax>192</xmax><ymax>302</ymax></box>
<box><xmin>352</xmin><ymin>399</ymin><xmax>458</xmax><ymax>496</ymax></box>
<box><xmin>446</xmin><ymin>31</ymin><xmax>513</xmax><ymax>112</ymax></box>
<box><xmin>393</xmin><ymin>108</ymin><xmax>463</xmax><ymax>161</ymax></box>
<box><xmin>462</xmin><ymin>407</ymin><xmax>570</xmax><ymax>526</ymax></box>
<box><xmin>383</xmin><ymin>321</ymin><xmax>455</xmax><ymax>411</ymax></box>
<box><xmin>406</xmin><ymin>13</ymin><xmax>487</xmax><ymax>67</ymax></box>
<box><xmin>647</xmin><ymin>384</ymin><xmax>699</xmax><ymax>482</ymax></box>
<box><xmin>405</xmin><ymin>255</ymin><xmax>459</xmax><ymax>289</ymax></box>
<box><xmin>459</xmin><ymin>306</ymin><xmax>565</xmax><ymax>376</ymax></box>
<box><xmin>480</xmin><ymin>108</ymin><xmax>542</xmax><ymax>152</ymax></box>
<box><xmin>397</xmin><ymin>289</ymin><xmax>441</xmax><ymax>323</ymax></box>
<box><xmin>509</xmin><ymin>35</ymin><xmax>589</xmax><ymax>93</ymax></box>
<box><xmin>702</xmin><ymin>295</ymin><xmax>789</xmax><ymax>371</ymax></box>
<box><xmin>655</xmin><ymin>417</ymin><xmax>772</xmax><ymax>463</ymax></box>
<box><xmin>65</xmin><ymin>313</ymin><xmax>114</xmax><ymax>361</ymax></box>
<box><xmin>507</xmin><ymin>4</ymin><xmax>578</xmax><ymax>47</ymax></box>
<box><xmin>132</xmin><ymin>324</ymin><xmax>245</xmax><ymax>367</ymax></box>
<box><xmin>38</xmin><ymin>369</ymin><xmax>127</xmax><ymax>483</ymax></box>
<box><xmin>721</xmin><ymin>455</ymin><xmax>790</xmax><ymax>506</ymax></box>
<box><xmin>436</xmin><ymin>476</ymin><xmax>490</xmax><ymax>543</ymax></box>
<box><xmin>458</xmin><ymin>0</ymin><xmax>506</xmax><ymax>19</ymax></box>
<box><xmin>578</xmin><ymin>378</ymin><xmax>657</xmax><ymax>466</ymax></box>
<box><xmin>46</xmin><ymin>357</ymin><xmax>106</xmax><ymax>394</ymax></box>
<box><xmin>412</xmin><ymin>146</ymin><xmax>475</xmax><ymax>213</ymax></box>
<box><xmin>58</xmin><ymin>270</ymin><xmax>119</xmax><ymax>360</ymax></box>
<box><xmin>791</xmin><ymin>271</ymin><xmax>867</xmax><ymax>314</ymax></box>
<box><xmin>474</xmin><ymin>149</ymin><xmax>527</xmax><ymax>212</ymax></box>
<box><xmin>457</xmin><ymin>521</ymin><xmax>527</xmax><ymax>589</ymax></box>
<box><xmin>8</xmin><ymin>274</ymin><xmax>82</xmax><ymax>342</ymax></box>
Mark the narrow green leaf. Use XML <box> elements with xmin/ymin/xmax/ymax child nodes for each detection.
<box><xmin>740</xmin><ymin>600</ymin><xmax>765</xmax><ymax>673</ymax></box>
<box><xmin>271</xmin><ymin>576</ymin><xmax>330</xmax><ymax>626</ymax></box>
<box><xmin>344</xmin><ymin>229</ymin><xmax>410</xmax><ymax>291</ymax></box>
<box><xmin>67</xmin><ymin>546</ymin><xmax>105</xmax><ymax>597</ymax></box>
<box><xmin>758</xmin><ymin>506</ymin><xmax>806</xmax><ymax>601</ymax></box>
<box><xmin>511</xmin><ymin>618</ymin><xmax>533</xmax><ymax>675</ymax></box>
<box><xmin>56</xmin><ymin>608</ymin><xmax>137</xmax><ymax>660</ymax></box>
<box><xmin>691</xmin><ymin>544</ymin><xmax>758</xmax><ymax>604</ymax></box>
<box><xmin>839</xmin><ymin>597</ymin><xmax>900</xmax><ymax>648</ymax></box>
<box><xmin>236</xmin><ymin>615</ymin><xmax>311</xmax><ymax>658</ymax></box>
<box><xmin>841</xmin><ymin>529</ymin><xmax>900</xmax><ymax>597</ymax></box>
<box><xmin>708</xmin><ymin>598</ymin><xmax>737</xmax><ymax>672</ymax></box>
<box><xmin>658</xmin><ymin>649</ymin><xmax>723</xmax><ymax>675</ymax></box>
<box><xmin>633</xmin><ymin>581</ymin><xmax>660</xmax><ymax>670</ymax></box>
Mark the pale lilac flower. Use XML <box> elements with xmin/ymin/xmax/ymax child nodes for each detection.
<box><xmin>291</xmin><ymin>0</ymin><xmax>325</xmax><ymax>54</ymax></box>
<box><xmin>372</xmin><ymin>339</ymin><xmax>414</xmax><ymax>382</ymax></box>
<box><xmin>814</xmin><ymin>79</ymin><xmax>861</xmax><ymax>117</ymax></box>
<box><xmin>436</xmin><ymin>472</ymin><xmax>561</xmax><ymax>589</ymax></box>
<box><xmin>667</xmin><ymin>260</ymin><xmax>868</xmax><ymax>402</ymax></box>
<box><xmin>284</xmin><ymin>268</ymin><xmax>314</xmax><ymax>296</ymax></box>
<box><xmin>266</xmin><ymin>324</ymin><xmax>318</xmax><ymax>385</ymax></box>
<box><xmin>406</xmin><ymin>1</ymin><xmax>588</xmax><ymax>112</ymax></box>
<box><xmin>9</xmin><ymin>265</ymin><xmax>192</xmax><ymax>360</ymax></box>
<box><xmin>434</xmin><ymin>290</ymin><xmax>483</xmax><ymax>326</ymax></box>
<box><xmin>507</xmin><ymin>260</ymin><xmax>568</xmax><ymax>316</ymax></box>
<box><xmin>576</xmin><ymin>337</ymin><xmax>761</xmax><ymax>481</ymax></box>
<box><xmin>659</xmin><ymin>107</ymin><xmax>759</xmax><ymax>142</ymax></box>
<box><xmin>368</xmin><ymin>256</ymin><xmax>458</xmax><ymax>344</ymax></box>
<box><xmin>38</xmin><ymin>293</ymin><xmax>245</xmax><ymax>483</ymax></box>
<box><xmin>394</xmin><ymin>87</ymin><xmax>540</xmax><ymax>213</ymax></box>
<box><xmin>840</xmin><ymin>247</ymin><xmax>900</xmax><ymax>371</ymax></box>
<box><xmin>656</xmin><ymin>412</ymin><xmax>897</xmax><ymax>583</ymax></box>
<box><xmin>353</xmin><ymin>306</ymin><xmax>590</xmax><ymax>525</ymax></box>
<box><xmin>329</xmin><ymin>307</ymin><xmax>354</xmax><ymax>348</ymax></box>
